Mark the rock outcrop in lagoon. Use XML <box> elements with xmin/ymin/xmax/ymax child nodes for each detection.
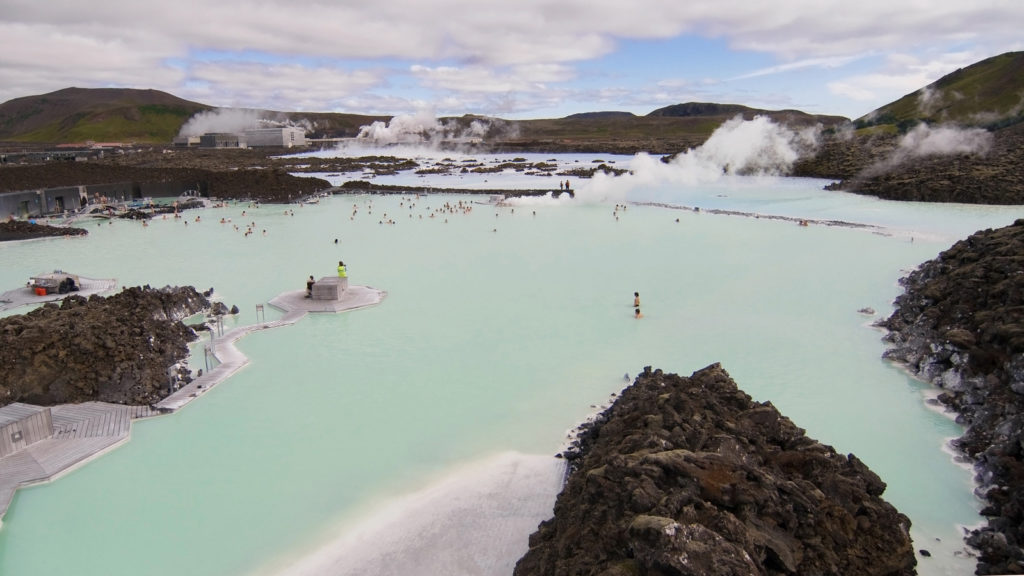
<box><xmin>880</xmin><ymin>219</ymin><xmax>1024</xmax><ymax>574</ymax></box>
<box><xmin>0</xmin><ymin>285</ymin><xmax>212</xmax><ymax>407</ymax></box>
<box><xmin>515</xmin><ymin>364</ymin><xmax>916</xmax><ymax>576</ymax></box>
<box><xmin>0</xmin><ymin>219</ymin><xmax>88</xmax><ymax>241</ymax></box>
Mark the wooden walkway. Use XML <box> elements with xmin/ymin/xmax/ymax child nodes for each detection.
<box><xmin>0</xmin><ymin>402</ymin><xmax>156</xmax><ymax>526</ymax></box>
<box><xmin>0</xmin><ymin>284</ymin><xmax>386</xmax><ymax>525</ymax></box>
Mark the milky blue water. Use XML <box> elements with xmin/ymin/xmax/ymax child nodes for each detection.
<box><xmin>0</xmin><ymin>146</ymin><xmax>1021</xmax><ymax>576</ymax></box>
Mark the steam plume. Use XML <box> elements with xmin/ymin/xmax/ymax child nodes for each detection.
<box><xmin>354</xmin><ymin>110</ymin><xmax>518</xmax><ymax>147</ymax></box>
<box><xmin>896</xmin><ymin>123</ymin><xmax>993</xmax><ymax>158</ymax></box>
<box><xmin>178</xmin><ymin>108</ymin><xmax>310</xmax><ymax>137</ymax></box>
<box><xmin>573</xmin><ymin>115</ymin><xmax>821</xmax><ymax>203</ymax></box>
<box><xmin>916</xmin><ymin>86</ymin><xmax>951</xmax><ymax>117</ymax></box>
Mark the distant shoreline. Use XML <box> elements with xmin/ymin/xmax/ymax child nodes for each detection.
<box><xmin>0</xmin><ymin>220</ymin><xmax>88</xmax><ymax>242</ymax></box>
<box><xmin>332</xmin><ymin>181</ymin><xmax>575</xmax><ymax>199</ymax></box>
<box><xmin>633</xmin><ymin>201</ymin><xmax>884</xmax><ymax>231</ymax></box>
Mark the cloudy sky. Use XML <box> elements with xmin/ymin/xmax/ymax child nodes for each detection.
<box><xmin>2</xmin><ymin>1</ymin><xmax>1021</xmax><ymax>120</ymax></box>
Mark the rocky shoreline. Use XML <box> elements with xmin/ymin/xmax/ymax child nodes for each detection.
<box><xmin>0</xmin><ymin>219</ymin><xmax>88</xmax><ymax>241</ymax></box>
<box><xmin>0</xmin><ymin>160</ymin><xmax>331</xmax><ymax>204</ymax></box>
<box><xmin>879</xmin><ymin>219</ymin><xmax>1024</xmax><ymax>574</ymax></box>
<box><xmin>0</xmin><ymin>285</ymin><xmax>215</xmax><ymax>407</ymax></box>
<box><xmin>4</xmin><ymin>126</ymin><xmax>1022</xmax><ymax>206</ymax></box>
<box><xmin>793</xmin><ymin>122</ymin><xmax>1024</xmax><ymax>206</ymax></box>
<box><xmin>515</xmin><ymin>364</ymin><xmax>916</xmax><ymax>576</ymax></box>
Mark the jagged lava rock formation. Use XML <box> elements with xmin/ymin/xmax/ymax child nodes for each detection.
<box><xmin>0</xmin><ymin>285</ymin><xmax>211</xmax><ymax>407</ymax></box>
<box><xmin>515</xmin><ymin>364</ymin><xmax>915</xmax><ymax>576</ymax></box>
<box><xmin>0</xmin><ymin>219</ymin><xmax>88</xmax><ymax>241</ymax></box>
<box><xmin>879</xmin><ymin>219</ymin><xmax>1024</xmax><ymax>574</ymax></box>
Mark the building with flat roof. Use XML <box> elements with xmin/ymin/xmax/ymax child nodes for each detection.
<box><xmin>199</xmin><ymin>132</ymin><xmax>247</xmax><ymax>148</ymax></box>
<box><xmin>172</xmin><ymin>135</ymin><xmax>201</xmax><ymax>147</ymax></box>
<box><xmin>244</xmin><ymin>127</ymin><xmax>308</xmax><ymax>148</ymax></box>
<box><xmin>0</xmin><ymin>186</ymin><xmax>88</xmax><ymax>218</ymax></box>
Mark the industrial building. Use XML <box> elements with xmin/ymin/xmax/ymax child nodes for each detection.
<box><xmin>244</xmin><ymin>126</ymin><xmax>307</xmax><ymax>147</ymax></box>
<box><xmin>171</xmin><ymin>135</ymin><xmax>201</xmax><ymax>147</ymax></box>
<box><xmin>173</xmin><ymin>127</ymin><xmax>307</xmax><ymax>148</ymax></box>
<box><xmin>199</xmin><ymin>132</ymin><xmax>247</xmax><ymax>148</ymax></box>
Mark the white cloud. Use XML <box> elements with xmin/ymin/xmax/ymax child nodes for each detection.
<box><xmin>1</xmin><ymin>0</ymin><xmax>1022</xmax><ymax>117</ymax></box>
<box><xmin>827</xmin><ymin>81</ymin><xmax>879</xmax><ymax>102</ymax></box>
<box><xmin>732</xmin><ymin>54</ymin><xmax>866</xmax><ymax>80</ymax></box>
<box><xmin>826</xmin><ymin>51</ymin><xmax>987</xmax><ymax>113</ymax></box>
<box><xmin>704</xmin><ymin>2</ymin><xmax>1021</xmax><ymax>59</ymax></box>
<box><xmin>0</xmin><ymin>21</ymin><xmax>184</xmax><ymax>99</ymax></box>
<box><xmin>183</xmin><ymin>63</ymin><xmax>385</xmax><ymax>111</ymax></box>
<box><xmin>410</xmin><ymin>63</ymin><xmax>573</xmax><ymax>94</ymax></box>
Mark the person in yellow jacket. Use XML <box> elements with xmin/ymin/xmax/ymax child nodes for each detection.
<box><xmin>337</xmin><ymin>261</ymin><xmax>347</xmax><ymax>278</ymax></box>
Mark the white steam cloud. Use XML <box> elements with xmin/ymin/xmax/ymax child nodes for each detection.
<box><xmin>854</xmin><ymin>122</ymin><xmax>993</xmax><ymax>181</ymax></box>
<box><xmin>916</xmin><ymin>86</ymin><xmax>949</xmax><ymax>117</ymax></box>
<box><xmin>574</xmin><ymin>115</ymin><xmax>821</xmax><ymax>203</ymax></box>
<box><xmin>680</xmin><ymin>115</ymin><xmax>819</xmax><ymax>176</ymax></box>
<box><xmin>354</xmin><ymin>110</ymin><xmax>518</xmax><ymax>147</ymax></box>
<box><xmin>969</xmin><ymin>93</ymin><xmax>1024</xmax><ymax>126</ymax></box>
<box><xmin>896</xmin><ymin>123</ymin><xmax>993</xmax><ymax>158</ymax></box>
<box><xmin>177</xmin><ymin>108</ymin><xmax>311</xmax><ymax>137</ymax></box>
<box><xmin>356</xmin><ymin>109</ymin><xmax>442</xmax><ymax>144</ymax></box>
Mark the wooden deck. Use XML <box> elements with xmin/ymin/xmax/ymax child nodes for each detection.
<box><xmin>0</xmin><ymin>402</ymin><xmax>156</xmax><ymax>524</ymax></box>
<box><xmin>50</xmin><ymin>403</ymin><xmax>155</xmax><ymax>440</ymax></box>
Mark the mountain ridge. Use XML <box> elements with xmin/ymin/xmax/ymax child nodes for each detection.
<box><xmin>0</xmin><ymin>88</ymin><xmax>848</xmax><ymax>148</ymax></box>
<box><xmin>856</xmin><ymin>51</ymin><xmax>1024</xmax><ymax>130</ymax></box>
<box><xmin>2</xmin><ymin>52</ymin><xmax>1023</xmax><ymax>203</ymax></box>
<box><xmin>0</xmin><ymin>87</ymin><xmax>210</xmax><ymax>143</ymax></box>
<box><xmin>2</xmin><ymin>51</ymin><xmax>1022</xmax><ymax>148</ymax></box>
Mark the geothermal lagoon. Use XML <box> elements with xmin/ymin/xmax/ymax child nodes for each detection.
<box><xmin>0</xmin><ymin>139</ymin><xmax>1021</xmax><ymax>576</ymax></box>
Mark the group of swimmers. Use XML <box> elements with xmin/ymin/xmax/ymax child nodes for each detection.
<box><xmin>346</xmin><ymin>197</ymin><xmax>513</xmax><ymax>227</ymax></box>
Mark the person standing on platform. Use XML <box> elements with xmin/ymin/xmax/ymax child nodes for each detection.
<box><xmin>337</xmin><ymin>261</ymin><xmax>347</xmax><ymax>278</ymax></box>
<box><xmin>306</xmin><ymin>275</ymin><xmax>315</xmax><ymax>298</ymax></box>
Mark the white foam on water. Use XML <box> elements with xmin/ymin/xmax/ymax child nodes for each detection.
<box><xmin>266</xmin><ymin>452</ymin><xmax>565</xmax><ymax>576</ymax></box>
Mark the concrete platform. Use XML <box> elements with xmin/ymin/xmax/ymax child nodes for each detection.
<box><xmin>0</xmin><ymin>275</ymin><xmax>118</xmax><ymax>313</ymax></box>
<box><xmin>270</xmin><ymin>283</ymin><xmax>383</xmax><ymax>314</ymax></box>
